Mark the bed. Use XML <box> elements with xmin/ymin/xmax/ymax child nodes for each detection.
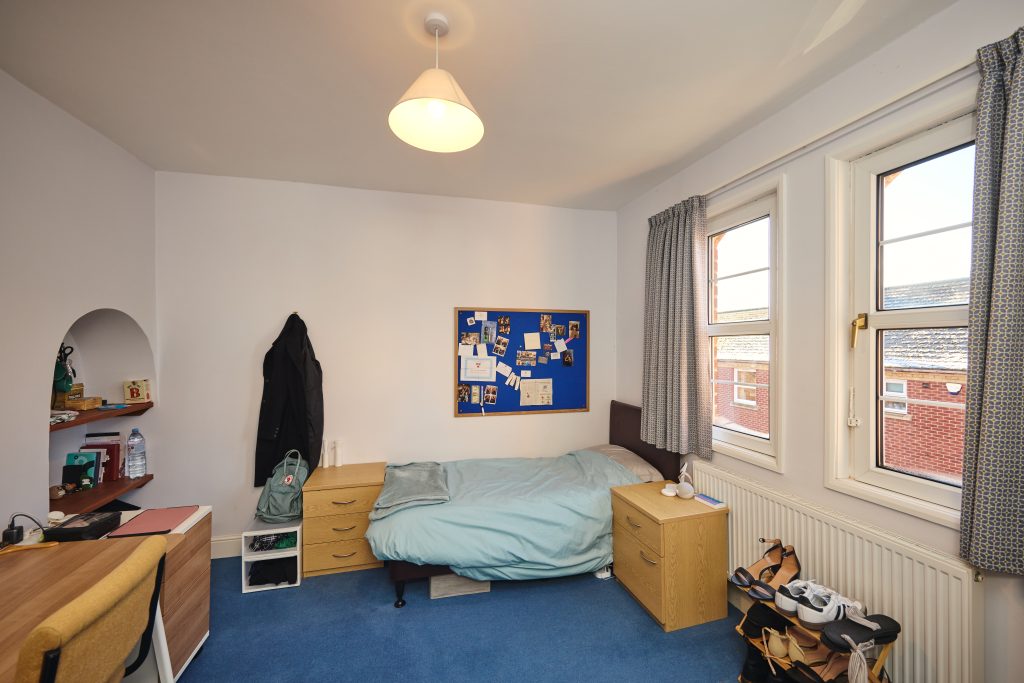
<box><xmin>367</xmin><ymin>400</ymin><xmax>679</xmax><ymax>606</ymax></box>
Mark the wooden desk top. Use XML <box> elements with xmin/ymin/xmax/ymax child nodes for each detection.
<box><xmin>303</xmin><ymin>462</ymin><xmax>387</xmax><ymax>491</ymax></box>
<box><xmin>611</xmin><ymin>481</ymin><xmax>729</xmax><ymax>522</ymax></box>
<box><xmin>0</xmin><ymin>537</ymin><xmax>180</xmax><ymax>682</ymax></box>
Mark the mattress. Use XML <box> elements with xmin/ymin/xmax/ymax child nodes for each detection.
<box><xmin>365</xmin><ymin>450</ymin><xmax>641</xmax><ymax>581</ymax></box>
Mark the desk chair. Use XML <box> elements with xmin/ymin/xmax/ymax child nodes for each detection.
<box><xmin>14</xmin><ymin>536</ymin><xmax>167</xmax><ymax>683</ymax></box>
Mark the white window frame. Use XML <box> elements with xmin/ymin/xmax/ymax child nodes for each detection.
<box><xmin>826</xmin><ymin>114</ymin><xmax>973</xmax><ymax>528</ymax></box>
<box><xmin>733</xmin><ymin>368</ymin><xmax>757</xmax><ymax>406</ymax></box>
<box><xmin>708</xmin><ymin>188</ymin><xmax>782</xmax><ymax>472</ymax></box>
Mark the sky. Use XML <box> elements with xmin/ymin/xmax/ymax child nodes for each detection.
<box><xmin>712</xmin><ymin>145</ymin><xmax>975</xmax><ymax>314</ymax></box>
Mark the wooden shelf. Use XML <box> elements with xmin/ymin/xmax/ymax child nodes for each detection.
<box><xmin>50</xmin><ymin>401</ymin><xmax>153</xmax><ymax>432</ymax></box>
<box><xmin>50</xmin><ymin>474</ymin><xmax>153</xmax><ymax>514</ymax></box>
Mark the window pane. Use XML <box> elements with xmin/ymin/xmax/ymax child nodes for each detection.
<box><xmin>880</xmin><ymin>228</ymin><xmax>970</xmax><ymax>309</ymax></box>
<box><xmin>878</xmin><ymin>144</ymin><xmax>973</xmax><ymax>311</ymax></box>
<box><xmin>711</xmin><ymin>217</ymin><xmax>770</xmax><ymax>277</ymax></box>
<box><xmin>878</xmin><ymin>328</ymin><xmax>967</xmax><ymax>487</ymax></box>
<box><xmin>712</xmin><ymin>270</ymin><xmax>770</xmax><ymax>322</ymax></box>
<box><xmin>880</xmin><ymin>144</ymin><xmax>974</xmax><ymax>241</ymax></box>
<box><xmin>712</xmin><ymin>335</ymin><xmax>769</xmax><ymax>440</ymax></box>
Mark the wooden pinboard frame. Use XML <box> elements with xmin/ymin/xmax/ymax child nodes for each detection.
<box><xmin>454</xmin><ymin>307</ymin><xmax>589</xmax><ymax>417</ymax></box>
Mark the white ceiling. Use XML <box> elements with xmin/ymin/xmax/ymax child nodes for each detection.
<box><xmin>0</xmin><ymin>1</ymin><xmax>955</xmax><ymax>210</ymax></box>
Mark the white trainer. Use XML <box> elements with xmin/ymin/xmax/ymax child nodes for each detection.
<box><xmin>797</xmin><ymin>590</ymin><xmax>865</xmax><ymax>630</ymax></box>
<box><xmin>774</xmin><ymin>579</ymin><xmax>822</xmax><ymax>616</ymax></box>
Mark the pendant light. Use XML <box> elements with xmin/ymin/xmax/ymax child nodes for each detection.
<box><xmin>388</xmin><ymin>12</ymin><xmax>484</xmax><ymax>153</ymax></box>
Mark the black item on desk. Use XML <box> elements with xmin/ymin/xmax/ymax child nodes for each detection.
<box><xmin>96</xmin><ymin>499</ymin><xmax>142</xmax><ymax>512</ymax></box>
<box><xmin>44</xmin><ymin>512</ymin><xmax>121</xmax><ymax>542</ymax></box>
<box><xmin>248</xmin><ymin>558</ymin><xmax>298</xmax><ymax>586</ymax></box>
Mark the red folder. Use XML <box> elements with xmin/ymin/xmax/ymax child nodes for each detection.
<box><xmin>107</xmin><ymin>506</ymin><xmax>200</xmax><ymax>538</ymax></box>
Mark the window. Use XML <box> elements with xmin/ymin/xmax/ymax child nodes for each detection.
<box><xmin>708</xmin><ymin>193</ymin><xmax>779</xmax><ymax>468</ymax></box>
<box><xmin>833</xmin><ymin>115</ymin><xmax>973</xmax><ymax>519</ymax></box>
<box><xmin>733</xmin><ymin>368</ymin><xmax>757</xmax><ymax>406</ymax></box>
<box><xmin>881</xmin><ymin>378</ymin><xmax>907</xmax><ymax>414</ymax></box>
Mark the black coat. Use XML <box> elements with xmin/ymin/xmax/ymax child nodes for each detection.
<box><xmin>254</xmin><ymin>313</ymin><xmax>324</xmax><ymax>485</ymax></box>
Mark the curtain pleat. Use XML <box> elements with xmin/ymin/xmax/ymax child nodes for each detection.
<box><xmin>641</xmin><ymin>195</ymin><xmax>711</xmax><ymax>459</ymax></box>
<box><xmin>960</xmin><ymin>27</ymin><xmax>1024</xmax><ymax>575</ymax></box>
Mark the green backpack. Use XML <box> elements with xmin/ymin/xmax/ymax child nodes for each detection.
<box><xmin>256</xmin><ymin>450</ymin><xmax>309</xmax><ymax>523</ymax></box>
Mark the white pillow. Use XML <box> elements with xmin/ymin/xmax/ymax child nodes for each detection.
<box><xmin>583</xmin><ymin>443</ymin><xmax>662</xmax><ymax>482</ymax></box>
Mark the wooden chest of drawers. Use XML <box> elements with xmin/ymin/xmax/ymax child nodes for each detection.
<box><xmin>611</xmin><ymin>481</ymin><xmax>728</xmax><ymax>631</ymax></box>
<box><xmin>302</xmin><ymin>462</ymin><xmax>386</xmax><ymax>577</ymax></box>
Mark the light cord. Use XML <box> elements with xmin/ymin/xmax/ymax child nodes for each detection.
<box><xmin>434</xmin><ymin>28</ymin><xmax>439</xmax><ymax>69</ymax></box>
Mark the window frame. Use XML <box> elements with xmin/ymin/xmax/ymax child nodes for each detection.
<box><xmin>707</xmin><ymin>191</ymin><xmax>782</xmax><ymax>471</ymax></box>
<box><xmin>826</xmin><ymin>114</ymin><xmax>973</xmax><ymax>527</ymax></box>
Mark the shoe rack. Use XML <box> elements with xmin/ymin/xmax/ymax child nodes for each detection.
<box><xmin>734</xmin><ymin>585</ymin><xmax>896</xmax><ymax>683</ymax></box>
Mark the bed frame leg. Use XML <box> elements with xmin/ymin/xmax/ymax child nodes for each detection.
<box><xmin>394</xmin><ymin>580</ymin><xmax>407</xmax><ymax>608</ymax></box>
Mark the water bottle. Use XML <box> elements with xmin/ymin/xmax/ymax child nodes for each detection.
<box><xmin>126</xmin><ymin>428</ymin><xmax>147</xmax><ymax>479</ymax></box>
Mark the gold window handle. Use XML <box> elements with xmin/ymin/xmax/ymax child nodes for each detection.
<box><xmin>850</xmin><ymin>313</ymin><xmax>867</xmax><ymax>348</ymax></box>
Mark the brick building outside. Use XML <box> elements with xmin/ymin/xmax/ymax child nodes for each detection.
<box><xmin>713</xmin><ymin>279</ymin><xmax>967</xmax><ymax>486</ymax></box>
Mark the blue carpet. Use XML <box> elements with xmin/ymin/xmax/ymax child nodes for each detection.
<box><xmin>180</xmin><ymin>558</ymin><xmax>746</xmax><ymax>682</ymax></box>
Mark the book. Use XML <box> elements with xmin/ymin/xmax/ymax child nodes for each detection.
<box><xmin>694</xmin><ymin>493</ymin><xmax>726</xmax><ymax>510</ymax></box>
<box><xmin>77</xmin><ymin>447</ymin><xmax>108</xmax><ymax>483</ymax></box>
<box><xmin>85</xmin><ymin>432</ymin><xmax>123</xmax><ymax>481</ymax></box>
<box><xmin>66</xmin><ymin>452</ymin><xmax>101</xmax><ymax>484</ymax></box>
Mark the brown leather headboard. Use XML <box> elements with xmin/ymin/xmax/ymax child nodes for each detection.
<box><xmin>609</xmin><ymin>400</ymin><xmax>680</xmax><ymax>481</ymax></box>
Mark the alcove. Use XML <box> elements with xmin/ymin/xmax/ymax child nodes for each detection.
<box><xmin>48</xmin><ymin>308</ymin><xmax>157</xmax><ymax>513</ymax></box>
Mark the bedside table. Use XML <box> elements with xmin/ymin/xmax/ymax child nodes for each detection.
<box><xmin>611</xmin><ymin>481</ymin><xmax>728</xmax><ymax>631</ymax></box>
<box><xmin>302</xmin><ymin>462</ymin><xmax>386</xmax><ymax>577</ymax></box>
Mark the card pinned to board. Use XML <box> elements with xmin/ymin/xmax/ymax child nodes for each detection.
<box><xmin>524</xmin><ymin>332</ymin><xmax>541</xmax><ymax>350</ymax></box>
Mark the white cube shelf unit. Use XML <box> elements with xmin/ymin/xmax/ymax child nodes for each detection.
<box><xmin>241</xmin><ymin>518</ymin><xmax>303</xmax><ymax>594</ymax></box>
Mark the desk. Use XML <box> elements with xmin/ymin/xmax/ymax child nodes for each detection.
<box><xmin>0</xmin><ymin>508</ymin><xmax>211</xmax><ymax>682</ymax></box>
<box><xmin>0</xmin><ymin>538</ymin><xmax>146</xmax><ymax>681</ymax></box>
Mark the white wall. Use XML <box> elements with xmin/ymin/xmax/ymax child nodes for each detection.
<box><xmin>615</xmin><ymin>2</ymin><xmax>1024</xmax><ymax>681</ymax></box>
<box><xmin>0</xmin><ymin>69</ymin><xmax>155</xmax><ymax>526</ymax></box>
<box><xmin>148</xmin><ymin>173</ymin><xmax>617</xmax><ymax>541</ymax></box>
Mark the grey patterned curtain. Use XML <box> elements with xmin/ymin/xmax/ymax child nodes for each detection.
<box><xmin>960</xmin><ymin>27</ymin><xmax>1024</xmax><ymax>576</ymax></box>
<box><xmin>641</xmin><ymin>195</ymin><xmax>712</xmax><ymax>459</ymax></box>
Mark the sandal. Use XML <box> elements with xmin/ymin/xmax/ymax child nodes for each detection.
<box><xmin>785</xmin><ymin>652</ymin><xmax>850</xmax><ymax>682</ymax></box>
<box><xmin>729</xmin><ymin>537</ymin><xmax>783</xmax><ymax>588</ymax></box>
<box><xmin>788</xmin><ymin>626</ymin><xmax>831</xmax><ymax>666</ymax></box>
<box><xmin>765</xmin><ymin>626</ymin><xmax>789</xmax><ymax>659</ymax></box>
<box><xmin>822</xmin><ymin>613</ymin><xmax>901</xmax><ymax>652</ymax></box>
<box><xmin>748</xmin><ymin>545</ymin><xmax>801</xmax><ymax>600</ymax></box>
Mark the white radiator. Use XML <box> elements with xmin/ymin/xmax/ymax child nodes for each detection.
<box><xmin>692</xmin><ymin>462</ymin><xmax>983</xmax><ymax>683</ymax></box>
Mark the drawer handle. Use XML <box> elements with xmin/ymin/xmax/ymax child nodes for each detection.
<box><xmin>332</xmin><ymin>525</ymin><xmax>357</xmax><ymax>532</ymax></box>
<box><xmin>332</xmin><ymin>500</ymin><xmax>357</xmax><ymax>505</ymax></box>
<box><xmin>626</xmin><ymin>515</ymin><xmax>642</xmax><ymax>529</ymax></box>
<box><xmin>639</xmin><ymin>551</ymin><xmax>657</xmax><ymax>566</ymax></box>
<box><xmin>332</xmin><ymin>551</ymin><xmax>358</xmax><ymax>559</ymax></box>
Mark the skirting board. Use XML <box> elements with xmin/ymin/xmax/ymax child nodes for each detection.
<box><xmin>212</xmin><ymin>534</ymin><xmax>242</xmax><ymax>559</ymax></box>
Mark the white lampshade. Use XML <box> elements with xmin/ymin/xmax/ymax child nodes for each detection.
<box><xmin>388</xmin><ymin>67</ymin><xmax>484</xmax><ymax>153</ymax></box>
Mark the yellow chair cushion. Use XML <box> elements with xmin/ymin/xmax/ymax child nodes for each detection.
<box><xmin>15</xmin><ymin>536</ymin><xmax>167</xmax><ymax>683</ymax></box>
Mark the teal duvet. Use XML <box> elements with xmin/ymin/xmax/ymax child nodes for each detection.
<box><xmin>365</xmin><ymin>450</ymin><xmax>641</xmax><ymax>581</ymax></box>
